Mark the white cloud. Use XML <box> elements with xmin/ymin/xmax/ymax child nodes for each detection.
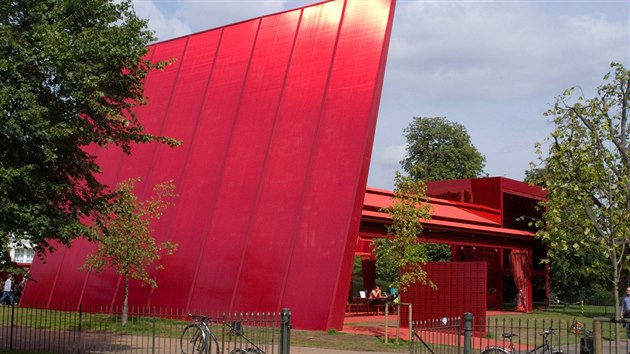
<box><xmin>387</xmin><ymin>2</ymin><xmax>627</xmax><ymax>101</ymax></box>
<box><xmin>376</xmin><ymin>145</ymin><xmax>406</xmax><ymax>169</ymax></box>
<box><xmin>133</xmin><ymin>1</ymin><xmax>192</xmax><ymax>40</ymax></box>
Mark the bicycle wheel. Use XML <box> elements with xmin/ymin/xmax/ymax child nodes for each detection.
<box><xmin>181</xmin><ymin>324</ymin><xmax>208</xmax><ymax>354</ymax></box>
<box><xmin>229</xmin><ymin>349</ymin><xmax>248</xmax><ymax>354</ymax></box>
<box><xmin>481</xmin><ymin>348</ymin><xmax>510</xmax><ymax>354</ymax></box>
<box><xmin>246</xmin><ymin>348</ymin><xmax>262</xmax><ymax>354</ymax></box>
<box><xmin>207</xmin><ymin>331</ymin><xmax>220</xmax><ymax>354</ymax></box>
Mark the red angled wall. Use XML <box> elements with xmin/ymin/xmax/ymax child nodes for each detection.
<box><xmin>21</xmin><ymin>0</ymin><xmax>396</xmax><ymax>330</ymax></box>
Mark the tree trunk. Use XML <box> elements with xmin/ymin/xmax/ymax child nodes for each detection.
<box><xmin>122</xmin><ymin>276</ymin><xmax>129</xmax><ymax>326</ymax></box>
<box><xmin>613</xmin><ymin>275</ymin><xmax>620</xmax><ymax>354</ymax></box>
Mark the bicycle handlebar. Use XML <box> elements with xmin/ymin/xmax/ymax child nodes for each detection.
<box><xmin>188</xmin><ymin>313</ymin><xmax>211</xmax><ymax>323</ymax></box>
<box><xmin>501</xmin><ymin>328</ymin><xmax>555</xmax><ymax>340</ymax></box>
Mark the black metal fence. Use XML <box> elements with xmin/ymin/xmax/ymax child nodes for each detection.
<box><xmin>0</xmin><ymin>302</ymin><xmax>290</xmax><ymax>354</ymax></box>
<box><xmin>412</xmin><ymin>314</ymin><xmax>630</xmax><ymax>354</ymax></box>
<box><xmin>412</xmin><ymin>316</ymin><xmax>462</xmax><ymax>354</ymax></box>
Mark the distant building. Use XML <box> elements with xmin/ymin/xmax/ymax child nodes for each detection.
<box><xmin>10</xmin><ymin>240</ymin><xmax>34</xmax><ymax>266</ymax></box>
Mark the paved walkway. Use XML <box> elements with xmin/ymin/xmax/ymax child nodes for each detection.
<box><xmin>291</xmin><ymin>347</ymin><xmax>396</xmax><ymax>354</ymax></box>
<box><xmin>342</xmin><ymin>313</ymin><xmax>410</xmax><ymax>339</ymax></box>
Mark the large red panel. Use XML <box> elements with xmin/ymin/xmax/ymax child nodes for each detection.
<box><xmin>23</xmin><ymin>0</ymin><xmax>396</xmax><ymax>330</ymax></box>
<box><xmin>400</xmin><ymin>262</ymin><xmax>487</xmax><ymax>334</ymax></box>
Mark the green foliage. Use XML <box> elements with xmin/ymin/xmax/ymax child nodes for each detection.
<box><xmin>0</xmin><ymin>0</ymin><xmax>180</xmax><ymax>257</ymax></box>
<box><xmin>524</xmin><ymin>167</ymin><xmax>545</xmax><ymax>187</ymax></box>
<box><xmin>401</xmin><ymin>116</ymin><xmax>486</xmax><ymax>181</ymax></box>
<box><xmin>547</xmin><ymin>245</ymin><xmax>610</xmax><ymax>298</ymax></box>
<box><xmin>532</xmin><ymin>62</ymin><xmax>630</xmax><ymax>320</ymax></box>
<box><xmin>526</xmin><ymin>166</ymin><xmax>609</xmax><ymax>298</ymax></box>
<box><xmin>401</xmin><ymin>116</ymin><xmax>486</xmax><ymax>262</ymax></box>
<box><xmin>373</xmin><ymin>172</ymin><xmax>433</xmax><ymax>291</ymax></box>
<box><xmin>81</xmin><ymin>178</ymin><xmax>178</xmax><ymax>325</ymax></box>
<box><xmin>420</xmin><ymin>243</ymin><xmax>452</xmax><ymax>262</ymax></box>
<box><xmin>82</xmin><ymin>178</ymin><xmax>178</xmax><ymax>289</ymax></box>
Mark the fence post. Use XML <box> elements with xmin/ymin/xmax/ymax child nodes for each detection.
<box><xmin>592</xmin><ymin>318</ymin><xmax>602</xmax><ymax>354</ymax></box>
<box><xmin>280</xmin><ymin>308</ymin><xmax>291</xmax><ymax>354</ymax></box>
<box><xmin>152</xmin><ymin>307</ymin><xmax>156</xmax><ymax>354</ymax></box>
<box><xmin>9</xmin><ymin>303</ymin><xmax>14</xmax><ymax>351</ymax></box>
<box><xmin>463</xmin><ymin>312</ymin><xmax>473</xmax><ymax>354</ymax></box>
<box><xmin>385</xmin><ymin>303</ymin><xmax>389</xmax><ymax>344</ymax></box>
<box><xmin>78</xmin><ymin>304</ymin><xmax>82</xmax><ymax>354</ymax></box>
<box><xmin>406</xmin><ymin>303</ymin><xmax>413</xmax><ymax>354</ymax></box>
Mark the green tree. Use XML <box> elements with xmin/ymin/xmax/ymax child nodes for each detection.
<box><xmin>0</xmin><ymin>0</ymin><xmax>179</xmax><ymax>259</ymax></box>
<box><xmin>402</xmin><ymin>117</ymin><xmax>486</xmax><ymax>261</ymax></box>
<box><xmin>373</xmin><ymin>172</ymin><xmax>433</xmax><ymax>291</ymax></box>
<box><xmin>402</xmin><ymin>116</ymin><xmax>486</xmax><ymax>181</ymax></box>
<box><xmin>81</xmin><ymin>178</ymin><xmax>178</xmax><ymax>325</ymax></box>
<box><xmin>533</xmin><ymin>63</ymin><xmax>630</xmax><ymax>344</ymax></box>
<box><xmin>525</xmin><ymin>167</ymin><xmax>609</xmax><ymax>298</ymax></box>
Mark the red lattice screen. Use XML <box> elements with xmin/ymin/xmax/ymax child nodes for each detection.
<box><xmin>400</xmin><ymin>262</ymin><xmax>487</xmax><ymax>333</ymax></box>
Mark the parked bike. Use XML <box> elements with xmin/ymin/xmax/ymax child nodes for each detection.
<box><xmin>481</xmin><ymin>327</ymin><xmax>563</xmax><ymax>354</ymax></box>
<box><xmin>180</xmin><ymin>314</ymin><xmax>219</xmax><ymax>354</ymax></box>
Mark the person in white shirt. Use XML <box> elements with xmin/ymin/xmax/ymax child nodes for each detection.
<box><xmin>0</xmin><ymin>275</ymin><xmax>14</xmax><ymax>305</ymax></box>
<box><xmin>620</xmin><ymin>287</ymin><xmax>630</xmax><ymax>340</ymax></box>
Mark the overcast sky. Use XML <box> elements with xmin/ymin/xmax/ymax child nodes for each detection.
<box><xmin>131</xmin><ymin>0</ymin><xmax>629</xmax><ymax>189</ymax></box>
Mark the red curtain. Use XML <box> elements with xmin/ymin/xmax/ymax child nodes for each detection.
<box><xmin>509</xmin><ymin>249</ymin><xmax>532</xmax><ymax>312</ymax></box>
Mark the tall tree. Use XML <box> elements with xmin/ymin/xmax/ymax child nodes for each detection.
<box><xmin>373</xmin><ymin>172</ymin><xmax>433</xmax><ymax>291</ymax></box>
<box><xmin>525</xmin><ymin>167</ymin><xmax>609</xmax><ymax>299</ymax></box>
<box><xmin>81</xmin><ymin>178</ymin><xmax>178</xmax><ymax>325</ymax></box>
<box><xmin>402</xmin><ymin>116</ymin><xmax>486</xmax><ymax>181</ymax></box>
<box><xmin>402</xmin><ymin>117</ymin><xmax>486</xmax><ymax>261</ymax></box>
<box><xmin>533</xmin><ymin>63</ymin><xmax>630</xmax><ymax>345</ymax></box>
<box><xmin>0</xmin><ymin>0</ymin><xmax>179</xmax><ymax>257</ymax></box>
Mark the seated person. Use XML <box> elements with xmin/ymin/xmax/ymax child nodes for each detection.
<box><xmin>390</xmin><ymin>288</ymin><xmax>398</xmax><ymax>303</ymax></box>
<box><xmin>368</xmin><ymin>285</ymin><xmax>384</xmax><ymax>304</ymax></box>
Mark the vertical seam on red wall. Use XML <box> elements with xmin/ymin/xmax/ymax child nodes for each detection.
<box><xmin>138</xmin><ymin>36</ymin><xmax>191</xmax><ymax>198</ymax></box>
<box><xmin>277</xmin><ymin>0</ymin><xmax>349</xmax><ymax>309</ymax></box>
<box><xmin>326</xmin><ymin>0</ymin><xmax>398</xmax><ymax>329</ymax></box>
<box><xmin>107</xmin><ymin>37</ymin><xmax>190</xmax><ymax>310</ymax></box>
<box><xmin>46</xmin><ymin>248</ymin><xmax>66</xmax><ymax>309</ymax></box>
<box><xmin>149</xmin><ymin>32</ymin><xmax>223</xmax><ymax>311</ymax></box>
<box><xmin>73</xmin><ymin>45</ymin><xmax>162</xmax><ymax>310</ymax></box>
<box><xmin>184</xmin><ymin>18</ymin><xmax>262</xmax><ymax>312</ymax></box>
<box><xmin>222</xmin><ymin>18</ymin><xmax>264</xmax><ymax>313</ymax></box>
<box><xmin>229</xmin><ymin>10</ymin><xmax>303</xmax><ymax>311</ymax></box>
<box><xmin>183</xmin><ymin>28</ymin><xmax>227</xmax><ymax>312</ymax></box>
<box><xmin>144</xmin><ymin>34</ymin><xmax>217</xmax><ymax>308</ymax></box>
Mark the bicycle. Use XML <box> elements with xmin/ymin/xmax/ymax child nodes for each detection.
<box><xmin>481</xmin><ymin>328</ymin><xmax>563</xmax><ymax>354</ymax></box>
<box><xmin>569</xmin><ymin>319</ymin><xmax>593</xmax><ymax>354</ymax></box>
<box><xmin>180</xmin><ymin>314</ymin><xmax>220</xmax><ymax>354</ymax></box>
<box><xmin>224</xmin><ymin>321</ymin><xmax>264</xmax><ymax>354</ymax></box>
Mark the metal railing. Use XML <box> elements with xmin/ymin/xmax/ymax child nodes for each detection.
<box><xmin>591</xmin><ymin>317</ymin><xmax>630</xmax><ymax>354</ymax></box>
<box><xmin>410</xmin><ymin>314</ymin><xmax>630</xmax><ymax>354</ymax></box>
<box><xmin>412</xmin><ymin>315</ymin><xmax>462</xmax><ymax>354</ymax></box>
<box><xmin>0</xmin><ymin>302</ymin><xmax>291</xmax><ymax>354</ymax></box>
